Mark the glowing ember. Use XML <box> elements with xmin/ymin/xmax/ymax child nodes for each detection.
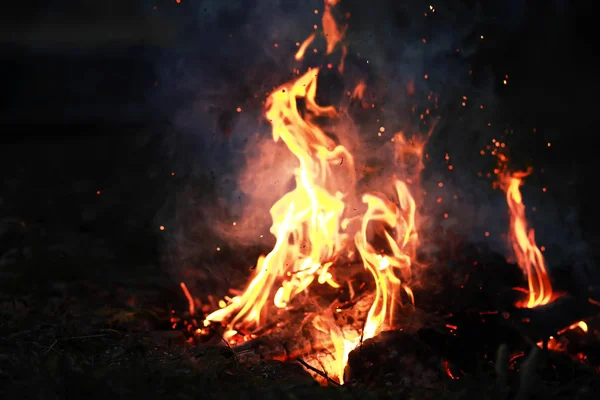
<box><xmin>441</xmin><ymin>359</ymin><xmax>460</xmax><ymax>380</ymax></box>
<box><xmin>557</xmin><ymin>320</ymin><xmax>589</xmax><ymax>335</ymax></box>
<box><xmin>536</xmin><ymin>320</ymin><xmax>589</xmax><ymax>352</ymax></box>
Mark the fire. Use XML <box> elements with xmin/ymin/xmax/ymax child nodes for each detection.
<box><xmin>198</xmin><ymin>0</ymin><xmax>573</xmax><ymax>384</ymax></box>
<box><xmin>205</xmin><ymin>0</ymin><xmax>421</xmax><ymax>383</ymax></box>
<box><xmin>535</xmin><ymin>320</ymin><xmax>588</xmax><ymax>352</ymax></box>
<box><xmin>498</xmin><ymin>169</ymin><xmax>553</xmax><ymax>308</ymax></box>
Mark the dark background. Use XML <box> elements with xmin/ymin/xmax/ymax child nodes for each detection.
<box><xmin>1</xmin><ymin>0</ymin><xmax>598</xmax><ymax>286</ymax></box>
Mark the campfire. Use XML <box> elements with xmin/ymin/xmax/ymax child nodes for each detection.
<box><xmin>169</xmin><ymin>0</ymin><xmax>599</xmax><ymax>387</ymax></box>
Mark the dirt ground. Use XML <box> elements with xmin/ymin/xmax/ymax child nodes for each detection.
<box><xmin>2</xmin><ymin>236</ymin><xmax>600</xmax><ymax>400</ymax></box>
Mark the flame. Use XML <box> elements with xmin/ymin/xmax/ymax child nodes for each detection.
<box><xmin>207</xmin><ymin>68</ymin><xmax>355</xmax><ymax>330</ymax></box>
<box><xmin>351</xmin><ymin>81</ymin><xmax>367</xmax><ymax>100</ymax></box>
<box><xmin>322</xmin><ymin>0</ymin><xmax>347</xmax><ymax>56</ymax></box>
<box><xmin>205</xmin><ymin>1</ymin><xmax>421</xmax><ymax>384</ymax></box>
<box><xmin>499</xmin><ymin>169</ymin><xmax>553</xmax><ymax>308</ymax></box>
<box><xmin>354</xmin><ymin>180</ymin><xmax>417</xmax><ymax>340</ymax></box>
<box><xmin>206</xmin><ymin>64</ymin><xmax>420</xmax><ymax>382</ymax></box>
<box><xmin>295</xmin><ymin>0</ymin><xmax>348</xmax><ymax>73</ymax></box>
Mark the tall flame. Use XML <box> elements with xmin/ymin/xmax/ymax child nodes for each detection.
<box><xmin>207</xmin><ymin>68</ymin><xmax>354</xmax><ymax>328</ymax></box>
<box><xmin>206</xmin><ymin>65</ymin><xmax>420</xmax><ymax>382</ymax></box>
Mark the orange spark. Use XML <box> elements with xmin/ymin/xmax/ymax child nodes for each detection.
<box><xmin>180</xmin><ymin>282</ymin><xmax>195</xmax><ymax>315</ymax></box>
<box><xmin>294</xmin><ymin>33</ymin><xmax>316</xmax><ymax>60</ymax></box>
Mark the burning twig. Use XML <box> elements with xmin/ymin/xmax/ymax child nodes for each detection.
<box><xmin>296</xmin><ymin>357</ymin><xmax>341</xmax><ymax>386</ymax></box>
<box><xmin>42</xmin><ymin>339</ymin><xmax>58</xmax><ymax>354</ymax></box>
<box><xmin>70</xmin><ymin>334</ymin><xmax>111</xmax><ymax>340</ymax></box>
<box><xmin>214</xmin><ymin>333</ymin><xmax>260</xmax><ymax>380</ymax></box>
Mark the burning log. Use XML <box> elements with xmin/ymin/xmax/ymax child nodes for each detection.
<box><xmin>343</xmin><ymin>329</ymin><xmax>445</xmax><ymax>388</ymax></box>
<box><xmin>507</xmin><ymin>295</ymin><xmax>600</xmax><ymax>343</ymax></box>
<box><xmin>226</xmin><ymin>289</ymin><xmax>376</xmax><ymax>357</ymax></box>
<box><xmin>225</xmin><ymin>303</ymin><xmax>446</xmax><ymax>385</ymax></box>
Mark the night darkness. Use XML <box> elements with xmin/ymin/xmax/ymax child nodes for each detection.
<box><xmin>2</xmin><ymin>1</ymin><xmax>600</xmax><ymax>398</ymax></box>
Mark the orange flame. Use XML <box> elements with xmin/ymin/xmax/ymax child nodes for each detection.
<box><xmin>499</xmin><ymin>170</ymin><xmax>553</xmax><ymax>308</ymax></box>
<box><xmin>295</xmin><ymin>0</ymin><xmax>348</xmax><ymax>73</ymax></box>
<box><xmin>351</xmin><ymin>81</ymin><xmax>367</xmax><ymax>100</ymax></box>
<box><xmin>322</xmin><ymin>0</ymin><xmax>347</xmax><ymax>56</ymax></box>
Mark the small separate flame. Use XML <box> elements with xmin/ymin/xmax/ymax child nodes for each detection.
<box><xmin>497</xmin><ymin>166</ymin><xmax>553</xmax><ymax>308</ymax></box>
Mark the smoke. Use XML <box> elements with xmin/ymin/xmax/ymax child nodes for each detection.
<box><xmin>155</xmin><ymin>0</ymin><xmax>589</xmax><ymax>276</ymax></box>
<box><xmin>154</xmin><ymin>0</ymin><xmax>322</xmax><ymax>250</ymax></box>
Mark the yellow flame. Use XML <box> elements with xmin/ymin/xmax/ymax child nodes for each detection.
<box><xmin>206</xmin><ymin>68</ymin><xmax>421</xmax><ymax>383</ymax></box>
<box><xmin>207</xmin><ymin>68</ymin><xmax>354</xmax><ymax>326</ymax></box>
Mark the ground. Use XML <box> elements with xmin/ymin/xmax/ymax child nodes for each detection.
<box><xmin>2</xmin><ymin>241</ymin><xmax>600</xmax><ymax>400</ymax></box>
<box><xmin>0</xmin><ymin>259</ymin><xmax>412</xmax><ymax>400</ymax></box>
